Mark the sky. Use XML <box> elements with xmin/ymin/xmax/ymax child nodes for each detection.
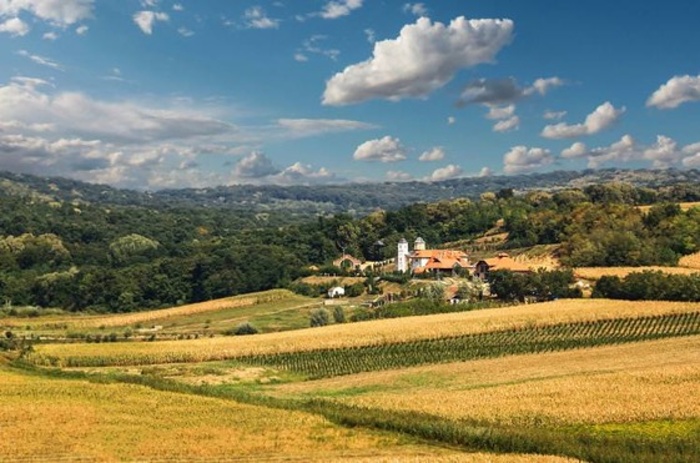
<box><xmin>1</xmin><ymin>0</ymin><xmax>699</xmax><ymax>190</ymax></box>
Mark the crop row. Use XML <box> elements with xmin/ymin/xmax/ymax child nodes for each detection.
<box><xmin>238</xmin><ymin>311</ymin><xmax>700</xmax><ymax>378</ymax></box>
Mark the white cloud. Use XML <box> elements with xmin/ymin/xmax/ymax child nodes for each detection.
<box><xmin>173</xmin><ymin>4</ymin><xmax>184</xmax><ymax>11</ymax></box>
<box><xmin>530</xmin><ymin>77</ymin><xmax>565</xmax><ymax>96</ymax></box>
<box><xmin>447</xmin><ymin>116</ymin><xmax>456</xmax><ymax>125</ymax></box>
<box><xmin>0</xmin><ymin>17</ymin><xmax>29</xmax><ymax>36</ymax></box>
<box><xmin>0</xmin><ymin>0</ymin><xmax>94</xmax><ymax>27</ymax></box>
<box><xmin>319</xmin><ymin>0</ymin><xmax>363</xmax><ymax>19</ymax></box>
<box><xmin>478</xmin><ymin>166</ymin><xmax>492</xmax><ymax>177</ymax></box>
<box><xmin>76</xmin><ymin>24</ymin><xmax>88</xmax><ymax>35</ymax></box>
<box><xmin>293</xmin><ymin>53</ymin><xmax>308</xmax><ymax>62</ymax></box>
<box><xmin>43</xmin><ymin>31</ymin><xmax>59</xmax><ymax>40</ymax></box>
<box><xmin>458</xmin><ymin>76</ymin><xmax>564</xmax><ymax>106</ymax></box>
<box><xmin>323</xmin><ymin>16</ymin><xmax>513</xmax><ymax>105</ymax></box>
<box><xmin>543</xmin><ymin>110</ymin><xmax>567</xmax><ymax>120</ymax></box>
<box><xmin>364</xmin><ymin>28</ymin><xmax>375</xmax><ymax>43</ymax></box>
<box><xmin>243</xmin><ymin>6</ymin><xmax>279</xmax><ymax>29</ymax></box>
<box><xmin>541</xmin><ymin>102</ymin><xmax>625</xmax><ymax>139</ymax></box>
<box><xmin>386</xmin><ymin>170</ymin><xmax>413</xmax><ymax>181</ymax></box>
<box><xmin>560</xmin><ymin>141</ymin><xmax>588</xmax><ymax>159</ymax></box>
<box><xmin>277</xmin><ymin>118</ymin><xmax>375</xmax><ymax>138</ymax></box>
<box><xmin>647</xmin><ymin>75</ymin><xmax>700</xmax><ymax>109</ymax></box>
<box><xmin>403</xmin><ymin>3</ymin><xmax>428</xmax><ymax>16</ymax></box>
<box><xmin>133</xmin><ymin>11</ymin><xmax>169</xmax><ymax>35</ymax></box>
<box><xmin>418</xmin><ymin>146</ymin><xmax>445</xmax><ymax>162</ymax></box>
<box><xmin>486</xmin><ymin>104</ymin><xmax>515</xmax><ymax>120</ymax></box>
<box><xmin>17</xmin><ymin>50</ymin><xmax>64</xmax><ymax>70</ymax></box>
<box><xmin>272</xmin><ymin>162</ymin><xmax>337</xmax><ymax>185</ymax></box>
<box><xmin>503</xmin><ymin>146</ymin><xmax>553</xmax><ymax>174</ymax></box>
<box><xmin>493</xmin><ymin>115</ymin><xmax>520</xmax><ymax>133</ymax></box>
<box><xmin>297</xmin><ymin>35</ymin><xmax>339</xmax><ymax>61</ymax></box>
<box><xmin>353</xmin><ymin>136</ymin><xmax>406</xmax><ymax>163</ymax></box>
<box><xmin>178</xmin><ymin>27</ymin><xmax>194</xmax><ymax>37</ymax></box>
<box><xmin>234</xmin><ymin>151</ymin><xmax>280</xmax><ymax>178</ymax></box>
<box><xmin>682</xmin><ymin>143</ymin><xmax>700</xmax><ymax>168</ymax></box>
<box><xmin>643</xmin><ymin>135</ymin><xmax>681</xmax><ymax>168</ymax></box>
<box><xmin>427</xmin><ymin>164</ymin><xmax>463</xmax><ymax>181</ymax></box>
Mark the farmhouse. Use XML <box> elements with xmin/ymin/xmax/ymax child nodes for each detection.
<box><xmin>474</xmin><ymin>252</ymin><xmax>532</xmax><ymax>280</ymax></box>
<box><xmin>397</xmin><ymin>237</ymin><xmax>470</xmax><ymax>275</ymax></box>
<box><xmin>327</xmin><ymin>286</ymin><xmax>345</xmax><ymax>298</ymax></box>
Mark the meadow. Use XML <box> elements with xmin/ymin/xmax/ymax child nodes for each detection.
<box><xmin>574</xmin><ymin>266</ymin><xmax>700</xmax><ymax>280</ymax></box>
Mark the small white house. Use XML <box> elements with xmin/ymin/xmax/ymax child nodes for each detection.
<box><xmin>327</xmin><ymin>286</ymin><xmax>345</xmax><ymax>298</ymax></box>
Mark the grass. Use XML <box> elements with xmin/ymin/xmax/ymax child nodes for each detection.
<box><xmin>27</xmin><ymin>298</ymin><xmax>700</xmax><ymax>368</ymax></box>
<box><xmin>0</xmin><ymin>290</ymin><xmax>321</xmax><ymax>340</ymax></box>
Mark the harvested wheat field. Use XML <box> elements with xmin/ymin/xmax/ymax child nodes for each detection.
<box><xmin>680</xmin><ymin>251</ymin><xmax>700</xmax><ymax>269</ymax></box>
<box><xmin>574</xmin><ymin>266</ymin><xmax>699</xmax><ymax>280</ymax></box>
<box><xmin>270</xmin><ymin>336</ymin><xmax>700</xmax><ymax>428</ymax></box>
<box><xmin>636</xmin><ymin>202</ymin><xmax>700</xmax><ymax>213</ymax></box>
<box><xmin>0</xmin><ymin>367</ymin><xmax>578</xmax><ymax>463</ymax></box>
<box><xmin>28</xmin><ymin>298</ymin><xmax>700</xmax><ymax>367</ymax></box>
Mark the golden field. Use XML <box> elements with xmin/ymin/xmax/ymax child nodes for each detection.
<box><xmin>679</xmin><ymin>251</ymin><xmax>700</xmax><ymax>269</ymax></box>
<box><xmin>574</xmin><ymin>266</ymin><xmax>700</xmax><ymax>280</ymax></box>
<box><xmin>269</xmin><ymin>336</ymin><xmax>700</xmax><ymax>428</ymax></box>
<box><xmin>636</xmin><ymin>201</ymin><xmax>700</xmax><ymax>213</ymax></box>
<box><xmin>0</xmin><ymin>368</ymin><xmax>576</xmax><ymax>463</ymax></box>
<box><xmin>28</xmin><ymin>298</ymin><xmax>700</xmax><ymax>367</ymax></box>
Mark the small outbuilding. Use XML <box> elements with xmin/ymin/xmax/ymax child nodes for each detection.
<box><xmin>327</xmin><ymin>286</ymin><xmax>346</xmax><ymax>298</ymax></box>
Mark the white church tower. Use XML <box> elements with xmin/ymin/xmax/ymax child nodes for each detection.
<box><xmin>397</xmin><ymin>238</ymin><xmax>409</xmax><ymax>273</ymax></box>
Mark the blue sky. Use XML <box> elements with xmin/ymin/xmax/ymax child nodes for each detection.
<box><xmin>1</xmin><ymin>0</ymin><xmax>699</xmax><ymax>189</ymax></box>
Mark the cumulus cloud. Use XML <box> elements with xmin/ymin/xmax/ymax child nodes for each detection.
<box><xmin>486</xmin><ymin>104</ymin><xmax>515</xmax><ymax>120</ymax></box>
<box><xmin>272</xmin><ymin>162</ymin><xmax>337</xmax><ymax>185</ymax></box>
<box><xmin>76</xmin><ymin>24</ymin><xmax>88</xmax><ymax>35</ymax></box>
<box><xmin>478</xmin><ymin>166</ymin><xmax>493</xmax><ymax>177</ymax></box>
<box><xmin>427</xmin><ymin>164</ymin><xmax>463</xmax><ymax>181</ymax></box>
<box><xmin>447</xmin><ymin>116</ymin><xmax>456</xmax><ymax>125</ymax></box>
<box><xmin>133</xmin><ymin>11</ymin><xmax>169</xmax><ymax>34</ymax></box>
<box><xmin>458</xmin><ymin>76</ymin><xmax>564</xmax><ymax>106</ymax></box>
<box><xmin>0</xmin><ymin>0</ymin><xmax>94</xmax><ymax>27</ymax></box>
<box><xmin>418</xmin><ymin>146</ymin><xmax>445</xmax><ymax>162</ymax></box>
<box><xmin>560</xmin><ymin>141</ymin><xmax>588</xmax><ymax>159</ymax></box>
<box><xmin>243</xmin><ymin>6</ymin><xmax>279</xmax><ymax>29</ymax></box>
<box><xmin>503</xmin><ymin>146</ymin><xmax>553</xmax><ymax>174</ymax></box>
<box><xmin>323</xmin><ymin>16</ymin><xmax>513</xmax><ymax>105</ymax></box>
<box><xmin>541</xmin><ymin>102</ymin><xmax>625</xmax><ymax>139</ymax></box>
<box><xmin>353</xmin><ymin>136</ymin><xmax>407</xmax><ymax>162</ymax></box>
<box><xmin>233</xmin><ymin>152</ymin><xmax>280</xmax><ymax>178</ymax></box>
<box><xmin>492</xmin><ymin>115</ymin><xmax>520</xmax><ymax>133</ymax></box>
<box><xmin>386</xmin><ymin>170</ymin><xmax>413</xmax><ymax>181</ymax></box>
<box><xmin>647</xmin><ymin>75</ymin><xmax>700</xmax><ymax>109</ymax></box>
<box><xmin>558</xmin><ymin>135</ymin><xmax>686</xmax><ymax>169</ymax></box>
<box><xmin>319</xmin><ymin>0</ymin><xmax>363</xmax><ymax>19</ymax></box>
<box><xmin>0</xmin><ymin>17</ymin><xmax>29</xmax><ymax>36</ymax></box>
<box><xmin>277</xmin><ymin>118</ymin><xmax>375</xmax><ymax>138</ymax></box>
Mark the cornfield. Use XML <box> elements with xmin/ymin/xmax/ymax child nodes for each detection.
<box><xmin>28</xmin><ymin>298</ymin><xmax>700</xmax><ymax>367</ymax></box>
<box><xmin>238</xmin><ymin>312</ymin><xmax>700</xmax><ymax>378</ymax></box>
<box><xmin>679</xmin><ymin>251</ymin><xmax>700</xmax><ymax>269</ymax></box>
<box><xmin>0</xmin><ymin>368</ymin><xmax>575</xmax><ymax>463</ymax></box>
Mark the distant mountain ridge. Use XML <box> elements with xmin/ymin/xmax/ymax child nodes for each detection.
<box><xmin>2</xmin><ymin>168</ymin><xmax>699</xmax><ymax>215</ymax></box>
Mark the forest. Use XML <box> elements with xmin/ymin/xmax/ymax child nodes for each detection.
<box><xmin>3</xmin><ymin>172</ymin><xmax>700</xmax><ymax>313</ymax></box>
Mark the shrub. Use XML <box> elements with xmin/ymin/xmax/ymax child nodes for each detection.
<box><xmin>310</xmin><ymin>308</ymin><xmax>330</xmax><ymax>327</ymax></box>
<box><xmin>227</xmin><ymin>322</ymin><xmax>259</xmax><ymax>336</ymax></box>
<box><xmin>332</xmin><ymin>306</ymin><xmax>346</xmax><ymax>323</ymax></box>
